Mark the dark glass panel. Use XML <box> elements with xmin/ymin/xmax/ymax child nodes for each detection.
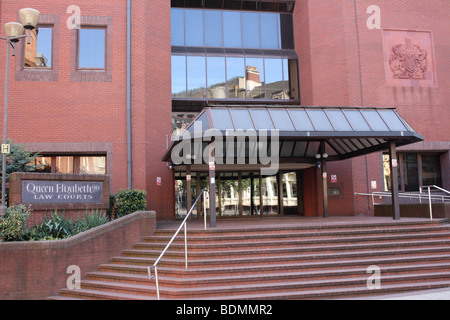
<box><xmin>422</xmin><ymin>154</ymin><xmax>442</xmax><ymax>187</ymax></box>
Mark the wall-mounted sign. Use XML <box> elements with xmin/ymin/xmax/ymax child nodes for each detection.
<box><xmin>22</xmin><ymin>180</ymin><xmax>103</xmax><ymax>204</ymax></box>
<box><xmin>156</xmin><ymin>177</ymin><xmax>162</xmax><ymax>186</ymax></box>
<box><xmin>331</xmin><ymin>175</ymin><xmax>337</xmax><ymax>183</ymax></box>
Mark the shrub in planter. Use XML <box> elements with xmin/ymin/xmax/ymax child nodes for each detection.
<box><xmin>31</xmin><ymin>210</ymin><xmax>74</xmax><ymax>240</ymax></box>
<box><xmin>73</xmin><ymin>209</ymin><xmax>109</xmax><ymax>235</ymax></box>
<box><xmin>113</xmin><ymin>189</ymin><xmax>147</xmax><ymax>218</ymax></box>
<box><xmin>0</xmin><ymin>204</ymin><xmax>32</xmax><ymax>241</ymax></box>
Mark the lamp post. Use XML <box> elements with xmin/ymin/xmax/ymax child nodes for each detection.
<box><xmin>0</xmin><ymin>8</ymin><xmax>40</xmax><ymax>216</ymax></box>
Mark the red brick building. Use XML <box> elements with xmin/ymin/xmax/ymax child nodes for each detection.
<box><xmin>0</xmin><ymin>0</ymin><xmax>448</xmax><ymax>221</ymax></box>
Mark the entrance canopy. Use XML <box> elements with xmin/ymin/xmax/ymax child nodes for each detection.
<box><xmin>163</xmin><ymin>105</ymin><xmax>424</xmax><ymax>164</ymax></box>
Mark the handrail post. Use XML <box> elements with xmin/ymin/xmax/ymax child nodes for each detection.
<box><xmin>427</xmin><ymin>186</ymin><xmax>433</xmax><ymax>221</ymax></box>
<box><xmin>184</xmin><ymin>223</ymin><xmax>188</xmax><ymax>271</ymax></box>
<box><xmin>204</xmin><ymin>190</ymin><xmax>207</xmax><ymax>231</ymax></box>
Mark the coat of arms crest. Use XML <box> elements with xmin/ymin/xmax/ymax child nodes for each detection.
<box><xmin>389</xmin><ymin>38</ymin><xmax>428</xmax><ymax>79</ymax></box>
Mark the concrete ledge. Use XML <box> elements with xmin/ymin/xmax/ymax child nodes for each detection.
<box><xmin>0</xmin><ymin>211</ymin><xmax>157</xmax><ymax>300</ymax></box>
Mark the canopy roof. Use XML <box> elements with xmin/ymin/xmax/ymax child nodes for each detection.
<box><xmin>163</xmin><ymin>106</ymin><xmax>424</xmax><ymax>164</ymax></box>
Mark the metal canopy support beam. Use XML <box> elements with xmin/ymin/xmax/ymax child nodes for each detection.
<box><xmin>389</xmin><ymin>141</ymin><xmax>401</xmax><ymax>220</ymax></box>
<box><xmin>208</xmin><ymin>143</ymin><xmax>216</xmax><ymax>228</ymax></box>
<box><xmin>320</xmin><ymin>141</ymin><xmax>329</xmax><ymax>218</ymax></box>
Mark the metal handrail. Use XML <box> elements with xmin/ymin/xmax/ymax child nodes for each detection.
<box><xmin>147</xmin><ymin>189</ymin><xmax>206</xmax><ymax>300</ymax></box>
<box><xmin>419</xmin><ymin>185</ymin><xmax>450</xmax><ymax>221</ymax></box>
<box><xmin>355</xmin><ymin>185</ymin><xmax>450</xmax><ymax>221</ymax></box>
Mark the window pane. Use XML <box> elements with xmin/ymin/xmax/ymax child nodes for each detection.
<box><xmin>33</xmin><ymin>156</ymin><xmax>52</xmax><ymax>172</ymax></box>
<box><xmin>172</xmin><ymin>55</ymin><xmax>187</xmax><ymax>98</ymax></box>
<box><xmin>230</xmin><ymin>109</ymin><xmax>254</xmax><ymax>130</ymax></box>
<box><xmin>378</xmin><ymin>110</ymin><xmax>408</xmax><ymax>131</ymax></box>
<box><xmin>204</xmin><ymin>10</ymin><xmax>223</xmax><ymax>47</ymax></box>
<box><xmin>242</xmin><ymin>12</ymin><xmax>260</xmax><ymax>48</ymax></box>
<box><xmin>422</xmin><ymin>154</ymin><xmax>442</xmax><ymax>187</ymax></box>
<box><xmin>403</xmin><ymin>154</ymin><xmax>419</xmax><ymax>192</ymax></box>
<box><xmin>78</xmin><ymin>28</ymin><xmax>106</xmax><ymax>68</ymax></box>
<box><xmin>327</xmin><ymin>110</ymin><xmax>353</xmax><ymax>131</ymax></box>
<box><xmin>56</xmin><ymin>156</ymin><xmax>74</xmax><ymax>174</ymax></box>
<box><xmin>265</xmin><ymin>58</ymin><xmax>284</xmax><ymax>99</ymax></box>
<box><xmin>269</xmin><ymin>109</ymin><xmax>295</xmax><ymax>131</ymax></box>
<box><xmin>171</xmin><ymin>8</ymin><xmax>185</xmax><ymax>46</ymax></box>
<box><xmin>361</xmin><ymin>110</ymin><xmax>389</xmax><ymax>131</ymax></box>
<box><xmin>187</xmin><ymin>56</ymin><xmax>206</xmax><ymax>98</ymax></box>
<box><xmin>250</xmin><ymin>109</ymin><xmax>274</xmax><ymax>130</ymax></box>
<box><xmin>260</xmin><ymin>13</ymin><xmax>279</xmax><ymax>49</ymax></box>
<box><xmin>223</xmin><ymin>11</ymin><xmax>242</xmax><ymax>48</ymax></box>
<box><xmin>25</xmin><ymin>27</ymin><xmax>52</xmax><ymax>68</ymax></box>
<box><xmin>211</xmin><ymin>109</ymin><xmax>234</xmax><ymax>130</ymax></box>
<box><xmin>172</xmin><ymin>112</ymin><xmax>198</xmax><ymax>135</ymax></box>
<box><xmin>185</xmin><ymin>9</ymin><xmax>204</xmax><ymax>46</ymax></box>
<box><xmin>344</xmin><ymin>110</ymin><xmax>371</xmax><ymax>131</ymax></box>
<box><xmin>226</xmin><ymin>57</ymin><xmax>245</xmax><ymax>99</ymax></box>
<box><xmin>80</xmin><ymin>156</ymin><xmax>106</xmax><ymax>175</ymax></box>
<box><xmin>289</xmin><ymin>109</ymin><xmax>315</xmax><ymax>131</ymax></box>
<box><xmin>308</xmin><ymin>110</ymin><xmax>334</xmax><ymax>131</ymax></box>
<box><xmin>245</xmin><ymin>58</ymin><xmax>264</xmax><ymax>99</ymax></box>
<box><xmin>207</xmin><ymin>57</ymin><xmax>226</xmax><ymax>99</ymax></box>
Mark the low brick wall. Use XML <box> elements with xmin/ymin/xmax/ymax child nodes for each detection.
<box><xmin>374</xmin><ymin>203</ymin><xmax>450</xmax><ymax>219</ymax></box>
<box><xmin>0</xmin><ymin>211</ymin><xmax>156</xmax><ymax>300</ymax></box>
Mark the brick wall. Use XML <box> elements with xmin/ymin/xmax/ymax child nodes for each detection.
<box><xmin>0</xmin><ymin>211</ymin><xmax>156</xmax><ymax>300</ymax></box>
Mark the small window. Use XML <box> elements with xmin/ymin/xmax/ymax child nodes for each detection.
<box><xmin>78</xmin><ymin>28</ymin><xmax>106</xmax><ymax>69</ymax></box>
<box><xmin>25</xmin><ymin>27</ymin><xmax>52</xmax><ymax>68</ymax></box>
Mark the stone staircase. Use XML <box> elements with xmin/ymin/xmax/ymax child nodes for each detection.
<box><xmin>47</xmin><ymin>218</ymin><xmax>450</xmax><ymax>300</ymax></box>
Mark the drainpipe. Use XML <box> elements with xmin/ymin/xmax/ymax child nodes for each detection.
<box><xmin>126</xmin><ymin>0</ymin><xmax>132</xmax><ymax>189</ymax></box>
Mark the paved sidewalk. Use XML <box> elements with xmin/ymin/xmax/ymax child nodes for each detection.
<box><xmin>378</xmin><ymin>288</ymin><xmax>450</xmax><ymax>300</ymax></box>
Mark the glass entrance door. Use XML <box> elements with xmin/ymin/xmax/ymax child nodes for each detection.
<box><xmin>175</xmin><ymin>169</ymin><xmax>304</xmax><ymax>219</ymax></box>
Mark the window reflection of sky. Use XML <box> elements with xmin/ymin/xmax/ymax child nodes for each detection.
<box><xmin>36</xmin><ymin>28</ymin><xmax>52</xmax><ymax>67</ymax></box>
<box><xmin>78</xmin><ymin>28</ymin><xmax>106</xmax><ymax>69</ymax></box>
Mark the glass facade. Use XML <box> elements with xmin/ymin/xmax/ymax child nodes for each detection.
<box><xmin>171</xmin><ymin>8</ymin><xmax>292</xmax><ymax>50</ymax></box>
<box><xmin>171</xmin><ymin>7</ymin><xmax>298</xmax><ymax>103</ymax></box>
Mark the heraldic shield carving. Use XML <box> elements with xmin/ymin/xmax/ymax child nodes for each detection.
<box><xmin>389</xmin><ymin>38</ymin><xmax>428</xmax><ymax>80</ymax></box>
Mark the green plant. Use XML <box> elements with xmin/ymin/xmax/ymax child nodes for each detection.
<box><xmin>33</xmin><ymin>211</ymin><xmax>74</xmax><ymax>240</ymax></box>
<box><xmin>73</xmin><ymin>209</ymin><xmax>109</xmax><ymax>235</ymax></box>
<box><xmin>113</xmin><ymin>189</ymin><xmax>147</xmax><ymax>218</ymax></box>
<box><xmin>0</xmin><ymin>204</ymin><xmax>32</xmax><ymax>241</ymax></box>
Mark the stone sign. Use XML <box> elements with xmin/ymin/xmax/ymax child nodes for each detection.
<box><xmin>22</xmin><ymin>180</ymin><xmax>103</xmax><ymax>204</ymax></box>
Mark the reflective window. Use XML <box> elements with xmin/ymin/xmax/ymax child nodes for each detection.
<box><xmin>207</xmin><ymin>57</ymin><xmax>226</xmax><ymax>99</ymax></box>
<box><xmin>226</xmin><ymin>57</ymin><xmax>245</xmax><ymax>99</ymax></box>
<box><xmin>205</xmin><ymin>10</ymin><xmax>223</xmax><ymax>47</ymax></box>
<box><xmin>56</xmin><ymin>156</ymin><xmax>74</xmax><ymax>174</ymax></box>
<box><xmin>260</xmin><ymin>13</ymin><xmax>279</xmax><ymax>49</ymax></box>
<box><xmin>172</xmin><ymin>56</ymin><xmax>187</xmax><ymax>98</ymax></box>
<box><xmin>80</xmin><ymin>156</ymin><xmax>106</xmax><ymax>175</ymax></box>
<box><xmin>223</xmin><ymin>11</ymin><xmax>242</xmax><ymax>48</ymax></box>
<box><xmin>242</xmin><ymin>12</ymin><xmax>260</xmax><ymax>48</ymax></box>
<box><xmin>326</xmin><ymin>110</ymin><xmax>353</xmax><ymax>131</ymax></box>
<box><xmin>265</xmin><ymin>58</ymin><xmax>284</xmax><ymax>99</ymax></box>
<box><xmin>378</xmin><ymin>110</ymin><xmax>408</xmax><ymax>131</ymax></box>
<box><xmin>288</xmin><ymin>110</ymin><xmax>315</xmax><ymax>131</ymax></box>
<box><xmin>25</xmin><ymin>27</ymin><xmax>52</xmax><ymax>68</ymax></box>
<box><xmin>78</xmin><ymin>28</ymin><xmax>106</xmax><ymax>69</ymax></box>
<box><xmin>344</xmin><ymin>110</ymin><xmax>371</xmax><ymax>131</ymax></box>
<box><xmin>361</xmin><ymin>110</ymin><xmax>389</xmax><ymax>131</ymax></box>
<box><xmin>187</xmin><ymin>56</ymin><xmax>206</xmax><ymax>98</ymax></box>
<box><xmin>245</xmin><ymin>58</ymin><xmax>264</xmax><ymax>99</ymax></box>
<box><xmin>171</xmin><ymin>9</ymin><xmax>185</xmax><ymax>46</ymax></box>
<box><xmin>185</xmin><ymin>9</ymin><xmax>204</xmax><ymax>46</ymax></box>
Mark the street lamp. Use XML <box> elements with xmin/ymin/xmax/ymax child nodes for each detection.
<box><xmin>0</xmin><ymin>8</ymin><xmax>40</xmax><ymax>216</ymax></box>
